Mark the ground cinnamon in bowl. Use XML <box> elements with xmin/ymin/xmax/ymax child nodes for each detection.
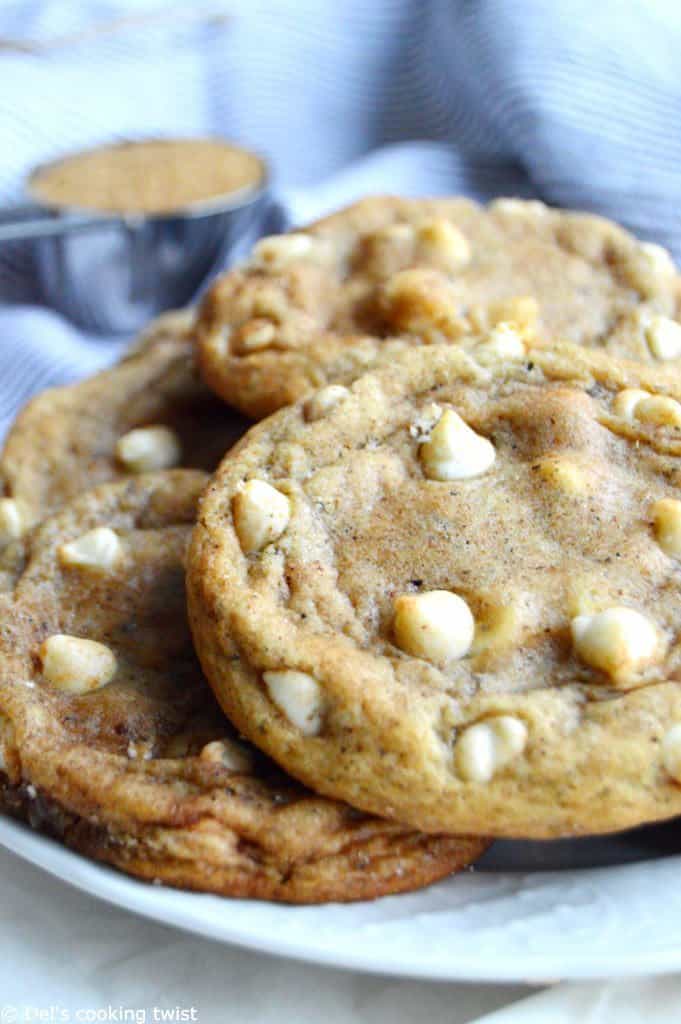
<box><xmin>29</xmin><ymin>138</ymin><xmax>266</xmax><ymax>216</ymax></box>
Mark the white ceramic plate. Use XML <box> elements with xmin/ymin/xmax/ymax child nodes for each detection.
<box><xmin>1</xmin><ymin>813</ymin><xmax>680</xmax><ymax>982</ymax></box>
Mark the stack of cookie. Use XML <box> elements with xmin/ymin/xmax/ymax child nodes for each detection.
<box><xmin>3</xmin><ymin>197</ymin><xmax>681</xmax><ymax>903</ymax></box>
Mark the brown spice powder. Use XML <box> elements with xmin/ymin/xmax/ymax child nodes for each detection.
<box><xmin>29</xmin><ymin>138</ymin><xmax>265</xmax><ymax>215</ymax></box>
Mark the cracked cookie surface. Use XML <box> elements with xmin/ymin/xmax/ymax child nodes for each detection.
<box><xmin>189</xmin><ymin>341</ymin><xmax>681</xmax><ymax>838</ymax></box>
<box><xmin>197</xmin><ymin>196</ymin><xmax>681</xmax><ymax>419</ymax></box>
<box><xmin>0</xmin><ymin>470</ymin><xmax>485</xmax><ymax>902</ymax></box>
<box><xmin>0</xmin><ymin>309</ymin><xmax>249</xmax><ymax>529</ymax></box>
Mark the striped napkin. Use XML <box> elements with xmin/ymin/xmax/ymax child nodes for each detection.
<box><xmin>1</xmin><ymin>0</ymin><xmax>681</xmax><ymax>432</ymax></box>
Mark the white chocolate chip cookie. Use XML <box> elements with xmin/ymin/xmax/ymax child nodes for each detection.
<box><xmin>0</xmin><ymin>309</ymin><xmax>249</xmax><ymax>523</ymax></box>
<box><xmin>196</xmin><ymin>196</ymin><xmax>681</xmax><ymax>419</ymax></box>
<box><xmin>0</xmin><ymin>470</ymin><xmax>487</xmax><ymax>902</ymax></box>
<box><xmin>189</xmin><ymin>339</ymin><xmax>681</xmax><ymax>838</ymax></box>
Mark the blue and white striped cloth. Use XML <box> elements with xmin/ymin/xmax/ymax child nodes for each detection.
<box><xmin>1</xmin><ymin>0</ymin><xmax>681</xmax><ymax>435</ymax></box>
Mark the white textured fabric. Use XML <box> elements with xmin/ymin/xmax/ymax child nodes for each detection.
<box><xmin>2</xmin><ymin>1</ymin><xmax>681</xmax><ymax>1017</ymax></box>
<box><xmin>0</xmin><ymin>847</ymin><xmax>532</xmax><ymax>1023</ymax></box>
<box><xmin>2</xmin><ymin>0</ymin><xmax>681</xmax><ymax>420</ymax></box>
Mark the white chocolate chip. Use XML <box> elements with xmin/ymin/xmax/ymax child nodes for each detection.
<box><xmin>58</xmin><ymin>527</ymin><xmax>122</xmax><ymax>573</ymax></box>
<box><xmin>571</xmin><ymin>607</ymin><xmax>659</xmax><ymax>683</ymax></box>
<box><xmin>115</xmin><ymin>425</ymin><xmax>181</xmax><ymax>473</ymax></box>
<box><xmin>0</xmin><ymin>498</ymin><xmax>28</xmax><ymax>546</ymax></box>
<box><xmin>488</xmin><ymin>295</ymin><xmax>539</xmax><ymax>335</ymax></box>
<box><xmin>635</xmin><ymin>395</ymin><xmax>681</xmax><ymax>428</ymax></box>
<box><xmin>652</xmin><ymin>498</ymin><xmax>681</xmax><ymax>557</ymax></box>
<box><xmin>39</xmin><ymin>635</ymin><xmax>117</xmax><ymax>694</ymax></box>
<box><xmin>233</xmin><ymin>319</ymin><xmax>276</xmax><ymax>353</ymax></box>
<box><xmin>382</xmin><ymin>268</ymin><xmax>467</xmax><ymax>337</ymax></box>
<box><xmin>456</xmin><ymin>716</ymin><xmax>528</xmax><ymax>783</ymax></box>
<box><xmin>304</xmin><ymin>385</ymin><xmax>349</xmax><ymax>422</ymax></box>
<box><xmin>393</xmin><ymin>590</ymin><xmax>475</xmax><ymax>665</ymax></box>
<box><xmin>233</xmin><ymin>480</ymin><xmax>291</xmax><ymax>554</ymax></box>
<box><xmin>416</xmin><ymin>219</ymin><xmax>471</xmax><ymax>270</ymax></box>
<box><xmin>623</xmin><ymin>242</ymin><xmax>676</xmax><ymax>295</ymax></box>
<box><xmin>419</xmin><ymin>409</ymin><xmax>495</xmax><ymax>480</ymax></box>
<box><xmin>491</xmin><ymin>198</ymin><xmax>548</xmax><ymax>217</ymax></box>
<box><xmin>662</xmin><ymin>723</ymin><xmax>681</xmax><ymax>783</ymax></box>
<box><xmin>263</xmin><ymin>669</ymin><xmax>324</xmax><ymax>735</ymax></box>
<box><xmin>613</xmin><ymin>389</ymin><xmax>681</xmax><ymax>428</ymax></box>
<box><xmin>639</xmin><ymin>242</ymin><xmax>676</xmax><ymax>277</ymax></box>
<box><xmin>537</xmin><ymin>456</ymin><xmax>588</xmax><ymax>495</ymax></box>
<box><xmin>481</xmin><ymin>323</ymin><xmax>526</xmax><ymax>359</ymax></box>
<box><xmin>251</xmin><ymin>233</ymin><xmax>328</xmax><ymax>271</ymax></box>
<box><xmin>200</xmin><ymin>739</ymin><xmax>254</xmax><ymax>773</ymax></box>
<box><xmin>645</xmin><ymin>316</ymin><xmax>681</xmax><ymax>361</ymax></box>
<box><xmin>612</xmin><ymin>388</ymin><xmax>649</xmax><ymax>419</ymax></box>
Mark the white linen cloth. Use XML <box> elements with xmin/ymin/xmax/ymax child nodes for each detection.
<box><xmin>2</xmin><ymin>1</ymin><xmax>681</xmax><ymax>1019</ymax></box>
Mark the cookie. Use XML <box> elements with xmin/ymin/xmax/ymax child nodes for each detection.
<box><xmin>0</xmin><ymin>309</ymin><xmax>249</xmax><ymax>535</ymax></box>
<box><xmin>189</xmin><ymin>339</ymin><xmax>681</xmax><ymax>839</ymax></box>
<box><xmin>0</xmin><ymin>470</ymin><xmax>486</xmax><ymax>902</ymax></box>
<box><xmin>197</xmin><ymin>196</ymin><xmax>681</xmax><ymax>419</ymax></box>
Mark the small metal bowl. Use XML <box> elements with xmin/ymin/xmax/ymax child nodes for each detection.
<box><xmin>0</xmin><ymin>142</ymin><xmax>271</xmax><ymax>334</ymax></box>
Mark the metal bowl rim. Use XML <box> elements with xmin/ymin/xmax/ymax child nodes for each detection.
<box><xmin>25</xmin><ymin>136</ymin><xmax>270</xmax><ymax>225</ymax></box>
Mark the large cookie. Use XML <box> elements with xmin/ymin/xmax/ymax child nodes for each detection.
<box><xmin>0</xmin><ymin>471</ymin><xmax>486</xmax><ymax>902</ymax></box>
<box><xmin>189</xmin><ymin>339</ymin><xmax>681</xmax><ymax>839</ymax></box>
<box><xmin>197</xmin><ymin>196</ymin><xmax>681</xmax><ymax>419</ymax></box>
<box><xmin>0</xmin><ymin>310</ymin><xmax>249</xmax><ymax>534</ymax></box>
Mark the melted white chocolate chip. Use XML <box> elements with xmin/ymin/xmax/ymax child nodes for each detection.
<box><xmin>613</xmin><ymin>389</ymin><xmax>681</xmax><ymax>428</ymax></box>
<box><xmin>537</xmin><ymin>456</ymin><xmax>588</xmax><ymax>495</ymax></box>
<box><xmin>481</xmin><ymin>323</ymin><xmax>526</xmax><ymax>359</ymax></box>
<box><xmin>415</xmin><ymin>218</ymin><xmax>471</xmax><ymax>271</ymax></box>
<box><xmin>636</xmin><ymin>395</ymin><xmax>681</xmax><ymax>428</ymax></box>
<box><xmin>613</xmin><ymin>389</ymin><xmax>650</xmax><ymax>419</ymax></box>
<box><xmin>488</xmin><ymin>295</ymin><xmax>539</xmax><ymax>336</ymax></box>
<box><xmin>652</xmin><ymin>498</ymin><xmax>681</xmax><ymax>557</ymax></box>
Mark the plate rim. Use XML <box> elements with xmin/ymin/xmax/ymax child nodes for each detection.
<box><xmin>1</xmin><ymin>815</ymin><xmax>681</xmax><ymax>983</ymax></box>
